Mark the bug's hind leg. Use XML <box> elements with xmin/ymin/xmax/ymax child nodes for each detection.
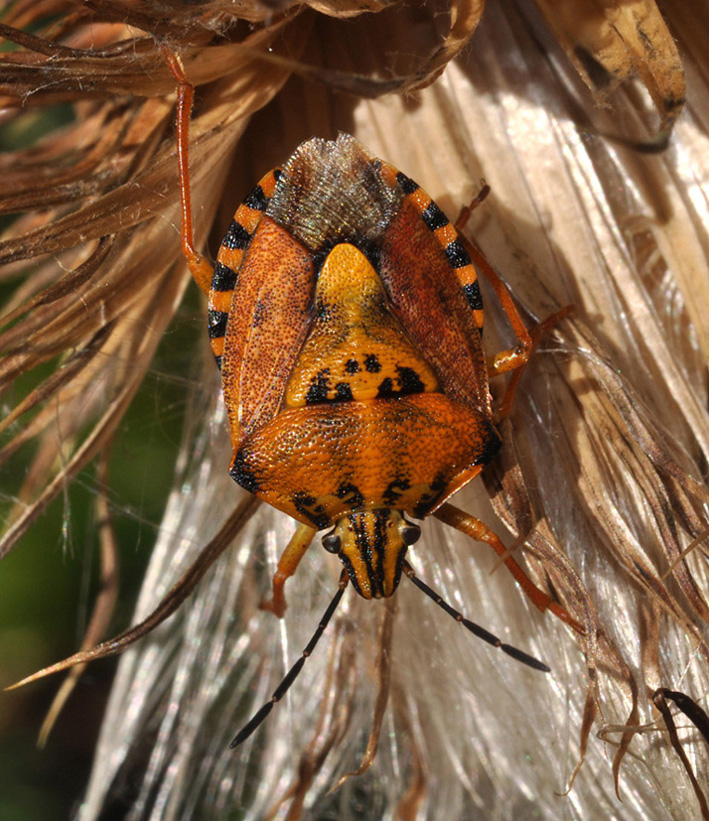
<box><xmin>164</xmin><ymin>50</ymin><xmax>214</xmax><ymax>295</ymax></box>
<box><xmin>455</xmin><ymin>191</ymin><xmax>573</xmax><ymax>420</ymax></box>
<box><xmin>261</xmin><ymin>523</ymin><xmax>318</xmax><ymax>618</ymax></box>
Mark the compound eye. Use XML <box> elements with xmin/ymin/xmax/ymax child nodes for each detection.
<box><xmin>322</xmin><ymin>531</ymin><xmax>342</xmax><ymax>554</ymax></box>
<box><xmin>401</xmin><ymin>522</ymin><xmax>421</xmax><ymax>545</ymax></box>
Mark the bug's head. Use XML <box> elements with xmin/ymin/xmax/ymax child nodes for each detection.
<box><xmin>322</xmin><ymin>509</ymin><xmax>421</xmax><ymax>599</ymax></box>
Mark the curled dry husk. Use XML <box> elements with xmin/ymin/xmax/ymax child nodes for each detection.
<box><xmin>1</xmin><ymin>0</ymin><xmax>708</xmax><ymax>819</ymax></box>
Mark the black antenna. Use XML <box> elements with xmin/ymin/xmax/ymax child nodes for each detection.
<box><xmin>402</xmin><ymin>561</ymin><xmax>550</xmax><ymax>673</ymax></box>
<box><xmin>230</xmin><ymin>572</ymin><xmax>349</xmax><ymax>748</ymax></box>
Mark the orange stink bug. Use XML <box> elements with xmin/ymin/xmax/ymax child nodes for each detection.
<box><xmin>165</xmin><ymin>63</ymin><xmax>583</xmax><ymax>747</ymax></box>
<box><xmin>11</xmin><ymin>59</ymin><xmax>581</xmax><ymax>750</ymax></box>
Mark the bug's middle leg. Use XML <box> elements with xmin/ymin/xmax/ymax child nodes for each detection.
<box><xmin>261</xmin><ymin>523</ymin><xmax>318</xmax><ymax>618</ymax></box>
<box><xmin>488</xmin><ymin>304</ymin><xmax>573</xmax><ymax>420</ymax></box>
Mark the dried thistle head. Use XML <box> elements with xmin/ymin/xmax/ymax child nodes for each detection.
<box><xmin>1</xmin><ymin>1</ymin><xmax>708</xmax><ymax>820</ymax></box>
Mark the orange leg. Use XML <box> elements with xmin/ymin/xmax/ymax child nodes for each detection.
<box><xmin>493</xmin><ymin>304</ymin><xmax>573</xmax><ymax>420</ymax></box>
<box><xmin>260</xmin><ymin>523</ymin><xmax>318</xmax><ymax>618</ymax></box>
<box><xmin>454</xmin><ymin>180</ymin><xmax>491</xmax><ymax>222</ymax></box>
<box><xmin>455</xmin><ymin>192</ymin><xmax>573</xmax><ymax>419</ymax></box>
<box><xmin>434</xmin><ymin>502</ymin><xmax>584</xmax><ymax>635</ymax></box>
<box><xmin>455</xmin><ymin>197</ymin><xmax>533</xmax><ymax>351</ymax></box>
<box><xmin>164</xmin><ymin>50</ymin><xmax>214</xmax><ymax>295</ymax></box>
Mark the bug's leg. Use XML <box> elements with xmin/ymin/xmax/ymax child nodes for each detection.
<box><xmin>7</xmin><ymin>495</ymin><xmax>260</xmax><ymax>690</ymax></box>
<box><xmin>457</xmin><ymin>236</ymin><xmax>534</xmax><ymax>374</ymax></box>
<box><xmin>435</xmin><ymin>502</ymin><xmax>585</xmax><ymax>635</ymax></box>
<box><xmin>164</xmin><ymin>51</ymin><xmax>214</xmax><ymax>295</ymax></box>
<box><xmin>455</xmin><ymin>192</ymin><xmax>533</xmax><ymax>359</ymax></box>
<box><xmin>493</xmin><ymin>304</ymin><xmax>573</xmax><ymax>421</ymax></box>
<box><xmin>455</xmin><ymin>190</ymin><xmax>573</xmax><ymax>417</ymax></box>
<box><xmin>455</xmin><ymin>180</ymin><xmax>491</xmax><ymax>223</ymax></box>
<box><xmin>261</xmin><ymin>523</ymin><xmax>318</xmax><ymax>618</ymax></box>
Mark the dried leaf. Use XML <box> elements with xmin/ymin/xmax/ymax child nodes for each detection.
<box><xmin>534</xmin><ymin>0</ymin><xmax>685</xmax><ymax>132</ymax></box>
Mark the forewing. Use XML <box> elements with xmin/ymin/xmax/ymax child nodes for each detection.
<box><xmin>220</xmin><ymin>216</ymin><xmax>315</xmax><ymax>448</ymax></box>
<box><xmin>378</xmin><ymin>196</ymin><xmax>491</xmax><ymax>414</ymax></box>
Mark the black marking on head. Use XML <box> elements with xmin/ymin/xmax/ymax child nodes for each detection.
<box><xmin>273</xmin><ymin>168</ymin><xmax>283</xmax><ymax>182</ymax></box>
<box><xmin>396</xmin><ymin>172</ymin><xmax>419</xmax><ymax>195</ymax></box>
<box><xmin>396</xmin><ymin>366</ymin><xmax>425</xmax><ymax>395</ymax></box>
<box><xmin>244</xmin><ymin>184</ymin><xmax>269</xmax><ymax>212</ymax></box>
<box><xmin>345</xmin><ymin>359</ymin><xmax>360</xmax><ymax>374</ymax></box>
<box><xmin>338</xmin><ymin>552</ymin><xmax>364</xmax><ymax>596</ymax></box>
<box><xmin>364</xmin><ymin>354</ymin><xmax>381</xmax><ymax>373</ymax></box>
<box><xmin>229</xmin><ymin>450</ymin><xmax>259</xmax><ymax>493</ymax></box>
<box><xmin>214</xmin><ymin>354</ymin><xmax>223</xmax><ymax>371</ymax></box>
<box><xmin>444</xmin><ymin>239</ymin><xmax>472</xmax><ymax>269</ymax></box>
<box><xmin>207</xmin><ymin>309</ymin><xmax>229</xmax><ymax>339</ymax></box>
<box><xmin>422</xmin><ymin>201</ymin><xmax>449</xmax><ymax>231</ymax></box>
<box><xmin>336</xmin><ymin>483</ymin><xmax>364</xmax><ymax>510</ymax></box>
<box><xmin>334</xmin><ymin>382</ymin><xmax>354</xmax><ymax>402</ymax></box>
<box><xmin>352</xmin><ymin>512</ymin><xmax>387</xmax><ymax>597</ymax></box>
<box><xmin>463</xmin><ymin>280</ymin><xmax>483</xmax><ymax>311</ymax></box>
<box><xmin>211</xmin><ymin>261</ymin><xmax>238</xmax><ymax>292</ymax></box>
<box><xmin>372</xmin><ymin>511</ymin><xmax>390</xmax><ymax>596</ymax></box>
<box><xmin>391</xmin><ymin>536</ymin><xmax>407</xmax><ymax>591</ymax></box>
<box><xmin>221</xmin><ymin>219</ymin><xmax>251</xmax><ymax>250</ymax></box>
<box><xmin>293</xmin><ymin>492</ymin><xmax>330</xmax><ymax>529</ymax></box>
<box><xmin>377</xmin><ymin>377</ymin><xmax>395</xmax><ymax>399</ymax></box>
<box><xmin>383</xmin><ymin>477</ymin><xmax>411</xmax><ymax>507</ymax></box>
<box><xmin>305</xmin><ymin>370</ymin><xmax>331</xmax><ymax>405</ymax></box>
<box><xmin>474</xmin><ymin>428</ymin><xmax>502</xmax><ymax>466</ymax></box>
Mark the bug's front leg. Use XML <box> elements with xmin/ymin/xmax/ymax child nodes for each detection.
<box><xmin>434</xmin><ymin>502</ymin><xmax>585</xmax><ymax>635</ymax></box>
<box><xmin>164</xmin><ymin>50</ymin><xmax>215</xmax><ymax>295</ymax></box>
<box><xmin>260</xmin><ymin>523</ymin><xmax>318</xmax><ymax>618</ymax></box>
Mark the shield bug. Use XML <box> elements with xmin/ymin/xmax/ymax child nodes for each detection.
<box><xmin>11</xmin><ymin>58</ymin><xmax>582</xmax><ymax>749</ymax></box>
<box><xmin>164</xmin><ymin>61</ymin><xmax>583</xmax><ymax>747</ymax></box>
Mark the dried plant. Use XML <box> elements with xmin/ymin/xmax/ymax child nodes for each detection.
<box><xmin>1</xmin><ymin>1</ymin><xmax>708</xmax><ymax>819</ymax></box>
